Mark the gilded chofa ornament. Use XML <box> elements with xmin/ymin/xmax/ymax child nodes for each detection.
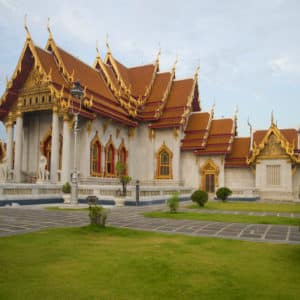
<box><xmin>247</xmin><ymin>122</ymin><xmax>300</xmax><ymax>164</ymax></box>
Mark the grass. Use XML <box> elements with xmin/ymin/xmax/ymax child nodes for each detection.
<box><xmin>187</xmin><ymin>201</ymin><xmax>300</xmax><ymax>213</ymax></box>
<box><xmin>144</xmin><ymin>211</ymin><xmax>300</xmax><ymax>226</ymax></box>
<box><xmin>45</xmin><ymin>206</ymin><xmax>89</xmax><ymax>211</ymax></box>
<box><xmin>0</xmin><ymin>226</ymin><xmax>300</xmax><ymax>299</ymax></box>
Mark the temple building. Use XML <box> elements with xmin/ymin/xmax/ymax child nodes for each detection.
<box><xmin>0</xmin><ymin>24</ymin><xmax>299</xmax><ymax>203</ymax></box>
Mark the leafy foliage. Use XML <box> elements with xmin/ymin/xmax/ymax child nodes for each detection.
<box><xmin>166</xmin><ymin>192</ymin><xmax>180</xmax><ymax>213</ymax></box>
<box><xmin>216</xmin><ymin>187</ymin><xmax>232</xmax><ymax>201</ymax></box>
<box><xmin>89</xmin><ymin>204</ymin><xmax>108</xmax><ymax>227</ymax></box>
<box><xmin>116</xmin><ymin>160</ymin><xmax>131</xmax><ymax>196</ymax></box>
<box><xmin>191</xmin><ymin>190</ymin><xmax>208</xmax><ymax>207</ymax></box>
<box><xmin>62</xmin><ymin>182</ymin><xmax>71</xmax><ymax>194</ymax></box>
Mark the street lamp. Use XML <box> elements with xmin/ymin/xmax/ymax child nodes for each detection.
<box><xmin>70</xmin><ymin>81</ymin><xmax>83</xmax><ymax>204</ymax></box>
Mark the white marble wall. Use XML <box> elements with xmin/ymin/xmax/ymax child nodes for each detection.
<box><xmin>225</xmin><ymin>168</ymin><xmax>255</xmax><ymax>190</ymax></box>
<box><xmin>255</xmin><ymin>159</ymin><xmax>292</xmax><ymax>193</ymax></box>
<box><xmin>292</xmin><ymin>168</ymin><xmax>300</xmax><ymax>198</ymax></box>
<box><xmin>180</xmin><ymin>153</ymin><xmax>225</xmax><ymax>189</ymax></box>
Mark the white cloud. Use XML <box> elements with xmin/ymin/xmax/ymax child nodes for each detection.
<box><xmin>270</xmin><ymin>56</ymin><xmax>300</xmax><ymax>74</ymax></box>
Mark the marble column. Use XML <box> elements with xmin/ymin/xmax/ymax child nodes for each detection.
<box><xmin>50</xmin><ymin>108</ymin><xmax>60</xmax><ymax>182</ymax></box>
<box><xmin>14</xmin><ymin>112</ymin><xmax>23</xmax><ymax>183</ymax></box>
<box><xmin>61</xmin><ymin>114</ymin><xmax>71</xmax><ymax>183</ymax></box>
<box><xmin>5</xmin><ymin>117</ymin><xmax>14</xmax><ymax>174</ymax></box>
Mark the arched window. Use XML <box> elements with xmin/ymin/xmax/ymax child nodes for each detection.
<box><xmin>118</xmin><ymin>140</ymin><xmax>127</xmax><ymax>174</ymax></box>
<box><xmin>105</xmin><ymin>136</ymin><xmax>115</xmax><ymax>176</ymax></box>
<box><xmin>156</xmin><ymin>143</ymin><xmax>173</xmax><ymax>179</ymax></box>
<box><xmin>90</xmin><ymin>132</ymin><xmax>102</xmax><ymax>176</ymax></box>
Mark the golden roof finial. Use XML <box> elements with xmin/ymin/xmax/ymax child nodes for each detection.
<box><xmin>96</xmin><ymin>40</ymin><xmax>101</xmax><ymax>59</ymax></box>
<box><xmin>172</xmin><ymin>55</ymin><xmax>178</xmax><ymax>72</ymax></box>
<box><xmin>105</xmin><ymin>33</ymin><xmax>111</xmax><ymax>55</ymax></box>
<box><xmin>194</xmin><ymin>64</ymin><xmax>200</xmax><ymax>79</ymax></box>
<box><xmin>234</xmin><ymin>105</ymin><xmax>238</xmax><ymax>120</ymax></box>
<box><xmin>47</xmin><ymin>17</ymin><xmax>53</xmax><ymax>40</ymax></box>
<box><xmin>271</xmin><ymin>110</ymin><xmax>275</xmax><ymax>126</ymax></box>
<box><xmin>24</xmin><ymin>14</ymin><xmax>31</xmax><ymax>40</ymax></box>
<box><xmin>210</xmin><ymin>101</ymin><xmax>215</xmax><ymax>118</ymax></box>
<box><xmin>155</xmin><ymin>47</ymin><xmax>161</xmax><ymax>64</ymax></box>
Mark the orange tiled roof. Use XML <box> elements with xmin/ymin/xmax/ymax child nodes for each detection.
<box><xmin>0</xmin><ymin>36</ymin><xmax>199</xmax><ymax>128</ymax></box>
<box><xmin>225</xmin><ymin>137</ymin><xmax>250</xmax><ymax>167</ymax></box>
<box><xmin>139</xmin><ymin>72</ymin><xmax>173</xmax><ymax>120</ymax></box>
<box><xmin>128</xmin><ymin>64</ymin><xmax>156</xmax><ymax>96</ymax></box>
<box><xmin>195</xmin><ymin>118</ymin><xmax>234</xmax><ymax>155</ymax></box>
<box><xmin>181</xmin><ymin>112</ymin><xmax>210</xmax><ymax>150</ymax></box>
<box><xmin>150</xmin><ymin>79</ymin><xmax>195</xmax><ymax>128</ymax></box>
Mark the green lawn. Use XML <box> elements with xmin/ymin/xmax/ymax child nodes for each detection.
<box><xmin>45</xmin><ymin>206</ymin><xmax>89</xmax><ymax>211</ymax></box>
<box><xmin>144</xmin><ymin>211</ymin><xmax>300</xmax><ymax>226</ymax></box>
<box><xmin>187</xmin><ymin>201</ymin><xmax>300</xmax><ymax>213</ymax></box>
<box><xmin>0</xmin><ymin>226</ymin><xmax>300</xmax><ymax>299</ymax></box>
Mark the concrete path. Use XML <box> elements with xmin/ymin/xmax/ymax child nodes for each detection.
<box><xmin>0</xmin><ymin>205</ymin><xmax>299</xmax><ymax>244</ymax></box>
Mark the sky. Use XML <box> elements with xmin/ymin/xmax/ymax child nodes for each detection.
<box><xmin>0</xmin><ymin>0</ymin><xmax>300</xmax><ymax>139</ymax></box>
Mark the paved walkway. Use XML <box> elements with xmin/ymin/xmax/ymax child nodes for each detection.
<box><xmin>0</xmin><ymin>205</ymin><xmax>300</xmax><ymax>244</ymax></box>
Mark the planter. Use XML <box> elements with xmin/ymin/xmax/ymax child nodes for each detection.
<box><xmin>114</xmin><ymin>196</ymin><xmax>125</xmax><ymax>207</ymax></box>
<box><xmin>62</xmin><ymin>194</ymin><xmax>71</xmax><ymax>204</ymax></box>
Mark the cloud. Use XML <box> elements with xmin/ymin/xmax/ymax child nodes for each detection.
<box><xmin>270</xmin><ymin>56</ymin><xmax>300</xmax><ymax>74</ymax></box>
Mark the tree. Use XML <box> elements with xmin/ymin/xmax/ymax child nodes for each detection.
<box><xmin>116</xmin><ymin>160</ymin><xmax>131</xmax><ymax>197</ymax></box>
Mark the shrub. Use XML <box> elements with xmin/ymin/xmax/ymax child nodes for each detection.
<box><xmin>89</xmin><ymin>205</ymin><xmax>108</xmax><ymax>227</ymax></box>
<box><xmin>62</xmin><ymin>182</ymin><xmax>71</xmax><ymax>194</ymax></box>
<box><xmin>166</xmin><ymin>192</ymin><xmax>180</xmax><ymax>213</ymax></box>
<box><xmin>216</xmin><ymin>187</ymin><xmax>232</xmax><ymax>202</ymax></box>
<box><xmin>191</xmin><ymin>190</ymin><xmax>208</xmax><ymax>207</ymax></box>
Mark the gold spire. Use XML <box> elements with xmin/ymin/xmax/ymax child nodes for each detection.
<box><xmin>96</xmin><ymin>40</ymin><xmax>101</xmax><ymax>59</ymax></box>
<box><xmin>155</xmin><ymin>48</ymin><xmax>161</xmax><ymax>64</ymax></box>
<box><xmin>105</xmin><ymin>33</ymin><xmax>111</xmax><ymax>55</ymax></box>
<box><xmin>24</xmin><ymin>14</ymin><xmax>31</xmax><ymax>40</ymax></box>
<box><xmin>47</xmin><ymin>17</ymin><xmax>53</xmax><ymax>40</ymax></box>
<box><xmin>172</xmin><ymin>55</ymin><xmax>178</xmax><ymax>72</ymax></box>
<box><xmin>234</xmin><ymin>105</ymin><xmax>238</xmax><ymax>120</ymax></box>
<box><xmin>194</xmin><ymin>64</ymin><xmax>200</xmax><ymax>80</ymax></box>
<box><xmin>210</xmin><ymin>102</ymin><xmax>215</xmax><ymax>118</ymax></box>
<box><xmin>271</xmin><ymin>110</ymin><xmax>275</xmax><ymax>126</ymax></box>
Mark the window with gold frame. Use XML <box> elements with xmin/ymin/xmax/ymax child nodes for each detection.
<box><xmin>105</xmin><ymin>137</ymin><xmax>115</xmax><ymax>177</ymax></box>
<box><xmin>118</xmin><ymin>142</ymin><xmax>127</xmax><ymax>174</ymax></box>
<box><xmin>90</xmin><ymin>133</ymin><xmax>102</xmax><ymax>176</ymax></box>
<box><xmin>156</xmin><ymin>143</ymin><xmax>173</xmax><ymax>179</ymax></box>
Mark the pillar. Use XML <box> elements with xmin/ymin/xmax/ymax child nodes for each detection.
<box><xmin>5</xmin><ymin>114</ymin><xmax>14</xmax><ymax>173</ymax></box>
<box><xmin>14</xmin><ymin>112</ymin><xmax>23</xmax><ymax>182</ymax></box>
<box><xmin>50</xmin><ymin>108</ymin><xmax>60</xmax><ymax>182</ymax></box>
<box><xmin>61</xmin><ymin>114</ymin><xmax>71</xmax><ymax>183</ymax></box>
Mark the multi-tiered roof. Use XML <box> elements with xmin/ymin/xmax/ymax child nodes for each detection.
<box><xmin>0</xmin><ymin>25</ymin><xmax>200</xmax><ymax>129</ymax></box>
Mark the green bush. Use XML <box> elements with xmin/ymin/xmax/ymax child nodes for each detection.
<box><xmin>166</xmin><ymin>192</ymin><xmax>180</xmax><ymax>213</ymax></box>
<box><xmin>191</xmin><ymin>190</ymin><xmax>208</xmax><ymax>207</ymax></box>
<box><xmin>216</xmin><ymin>187</ymin><xmax>232</xmax><ymax>202</ymax></box>
<box><xmin>116</xmin><ymin>161</ymin><xmax>131</xmax><ymax>196</ymax></box>
<box><xmin>62</xmin><ymin>182</ymin><xmax>71</xmax><ymax>194</ymax></box>
<box><xmin>89</xmin><ymin>205</ymin><xmax>108</xmax><ymax>227</ymax></box>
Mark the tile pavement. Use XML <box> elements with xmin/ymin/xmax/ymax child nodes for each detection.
<box><xmin>0</xmin><ymin>205</ymin><xmax>299</xmax><ymax>244</ymax></box>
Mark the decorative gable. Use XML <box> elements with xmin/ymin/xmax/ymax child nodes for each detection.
<box><xmin>247</xmin><ymin>124</ymin><xmax>300</xmax><ymax>165</ymax></box>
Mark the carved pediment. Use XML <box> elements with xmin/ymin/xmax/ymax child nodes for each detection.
<box><xmin>259</xmin><ymin>133</ymin><xmax>287</xmax><ymax>158</ymax></box>
<box><xmin>20</xmin><ymin>66</ymin><xmax>49</xmax><ymax>95</ymax></box>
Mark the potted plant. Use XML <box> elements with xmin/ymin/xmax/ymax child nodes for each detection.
<box><xmin>115</xmin><ymin>161</ymin><xmax>131</xmax><ymax>206</ymax></box>
<box><xmin>62</xmin><ymin>182</ymin><xmax>71</xmax><ymax>204</ymax></box>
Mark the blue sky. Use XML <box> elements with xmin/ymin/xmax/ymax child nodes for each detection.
<box><xmin>0</xmin><ymin>0</ymin><xmax>299</xmax><ymax>139</ymax></box>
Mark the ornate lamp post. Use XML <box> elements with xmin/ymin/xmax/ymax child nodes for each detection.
<box><xmin>70</xmin><ymin>81</ymin><xmax>83</xmax><ymax>204</ymax></box>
